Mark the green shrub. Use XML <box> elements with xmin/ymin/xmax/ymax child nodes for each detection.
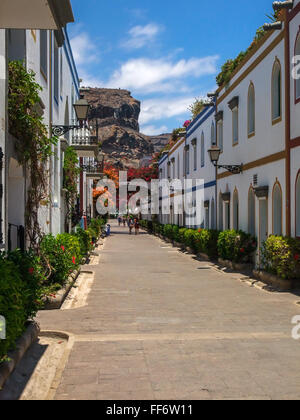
<box><xmin>163</xmin><ymin>224</ymin><xmax>174</xmax><ymax>240</ymax></box>
<box><xmin>183</xmin><ymin>229</ymin><xmax>196</xmax><ymax>248</ymax></box>
<box><xmin>41</xmin><ymin>234</ymin><xmax>78</xmax><ymax>286</ymax></box>
<box><xmin>172</xmin><ymin>225</ymin><xmax>179</xmax><ymax>241</ymax></box>
<box><xmin>261</xmin><ymin>236</ymin><xmax>300</xmax><ymax>280</ymax></box>
<box><xmin>177</xmin><ymin>228</ymin><xmax>187</xmax><ymax>244</ymax></box>
<box><xmin>89</xmin><ymin>218</ymin><xmax>105</xmax><ymax>237</ymax></box>
<box><xmin>198</xmin><ymin>229</ymin><xmax>220</xmax><ymax>258</ymax></box>
<box><xmin>217</xmin><ymin>230</ymin><xmax>257</xmax><ymax>263</ymax></box>
<box><xmin>0</xmin><ymin>251</ymin><xmax>42</xmax><ymax>362</ymax></box>
<box><xmin>57</xmin><ymin>233</ymin><xmax>82</xmax><ymax>262</ymax></box>
<box><xmin>75</xmin><ymin>228</ymin><xmax>92</xmax><ymax>256</ymax></box>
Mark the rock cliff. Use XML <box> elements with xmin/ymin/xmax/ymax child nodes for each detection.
<box><xmin>82</xmin><ymin>87</ymin><xmax>155</xmax><ymax>168</ymax></box>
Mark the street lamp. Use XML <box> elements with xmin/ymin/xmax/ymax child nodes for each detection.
<box><xmin>52</xmin><ymin>95</ymin><xmax>90</xmax><ymax>137</ymax></box>
<box><xmin>208</xmin><ymin>145</ymin><xmax>243</xmax><ymax>174</ymax></box>
<box><xmin>73</xmin><ymin>96</ymin><xmax>90</xmax><ymax>122</ymax></box>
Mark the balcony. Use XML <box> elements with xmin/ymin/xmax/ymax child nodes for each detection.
<box><xmin>70</xmin><ymin>127</ymin><xmax>99</xmax><ymax>158</ymax></box>
<box><xmin>81</xmin><ymin>163</ymin><xmax>104</xmax><ymax>179</ymax></box>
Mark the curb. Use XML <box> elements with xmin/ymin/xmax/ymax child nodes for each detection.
<box><xmin>42</xmin><ymin>269</ymin><xmax>81</xmax><ymax>310</ymax></box>
<box><xmin>42</xmin><ymin>252</ymin><xmax>92</xmax><ymax>310</ymax></box>
<box><xmin>253</xmin><ymin>269</ymin><xmax>294</xmax><ymax>291</ymax></box>
<box><xmin>0</xmin><ymin>321</ymin><xmax>40</xmax><ymax>390</ymax></box>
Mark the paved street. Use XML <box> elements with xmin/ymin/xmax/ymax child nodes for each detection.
<box><xmin>37</xmin><ymin>221</ymin><xmax>300</xmax><ymax>400</ymax></box>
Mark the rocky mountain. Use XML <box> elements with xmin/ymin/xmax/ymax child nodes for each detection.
<box><xmin>82</xmin><ymin>87</ymin><xmax>155</xmax><ymax>168</ymax></box>
<box><xmin>144</xmin><ymin>133</ymin><xmax>171</xmax><ymax>154</ymax></box>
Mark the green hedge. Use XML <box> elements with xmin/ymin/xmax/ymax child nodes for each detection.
<box><xmin>142</xmin><ymin>222</ymin><xmax>258</xmax><ymax>263</ymax></box>
<box><xmin>217</xmin><ymin>230</ymin><xmax>257</xmax><ymax>263</ymax></box>
<box><xmin>0</xmin><ymin>250</ymin><xmax>42</xmax><ymax>362</ymax></box>
<box><xmin>261</xmin><ymin>235</ymin><xmax>300</xmax><ymax>280</ymax></box>
<box><xmin>0</xmin><ymin>218</ymin><xmax>105</xmax><ymax>363</ymax></box>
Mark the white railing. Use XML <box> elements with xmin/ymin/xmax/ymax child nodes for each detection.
<box><xmin>70</xmin><ymin>127</ymin><xmax>98</xmax><ymax>147</ymax></box>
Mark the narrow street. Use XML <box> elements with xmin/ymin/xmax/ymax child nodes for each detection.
<box><xmin>33</xmin><ymin>221</ymin><xmax>300</xmax><ymax>400</ymax></box>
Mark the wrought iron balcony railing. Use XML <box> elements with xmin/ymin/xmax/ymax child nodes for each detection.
<box><xmin>70</xmin><ymin>127</ymin><xmax>99</xmax><ymax>158</ymax></box>
<box><xmin>81</xmin><ymin>163</ymin><xmax>104</xmax><ymax>179</ymax></box>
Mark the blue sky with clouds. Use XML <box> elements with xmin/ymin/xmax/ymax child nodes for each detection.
<box><xmin>69</xmin><ymin>0</ymin><xmax>275</xmax><ymax>135</ymax></box>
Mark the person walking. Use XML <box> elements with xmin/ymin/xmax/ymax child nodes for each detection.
<box><xmin>118</xmin><ymin>216</ymin><xmax>122</xmax><ymax>226</ymax></box>
<box><xmin>128</xmin><ymin>218</ymin><xmax>134</xmax><ymax>235</ymax></box>
<box><xmin>123</xmin><ymin>217</ymin><xmax>126</xmax><ymax>227</ymax></box>
<box><xmin>134</xmin><ymin>219</ymin><xmax>140</xmax><ymax>236</ymax></box>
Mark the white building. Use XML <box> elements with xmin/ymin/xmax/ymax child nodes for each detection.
<box><xmin>0</xmin><ymin>0</ymin><xmax>82</xmax><ymax>250</ymax></box>
<box><xmin>158</xmin><ymin>0</ymin><xmax>300</xmax><ymax>258</ymax></box>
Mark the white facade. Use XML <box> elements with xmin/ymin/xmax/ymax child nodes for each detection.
<box><xmin>4</xmin><ymin>26</ymin><xmax>80</xmax><ymax>249</ymax></box>
<box><xmin>158</xmin><ymin>1</ymin><xmax>300</xmax><ymax>258</ymax></box>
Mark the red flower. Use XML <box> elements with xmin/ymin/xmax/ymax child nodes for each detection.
<box><xmin>61</xmin><ymin>246</ymin><xmax>65</xmax><ymax>252</ymax></box>
<box><xmin>28</xmin><ymin>267</ymin><xmax>34</xmax><ymax>275</ymax></box>
<box><xmin>72</xmin><ymin>256</ymin><xmax>76</xmax><ymax>265</ymax></box>
<box><xmin>198</xmin><ymin>229</ymin><xmax>202</xmax><ymax>233</ymax></box>
<box><xmin>294</xmin><ymin>254</ymin><xmax>300</xmax><ymax>261</ymax></box>
<box><xmin>240</xmin><ymin>248</ymin><xmax>245</xmax><ymax>253</ymax></box>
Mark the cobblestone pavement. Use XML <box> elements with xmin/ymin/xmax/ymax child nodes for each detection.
<box><xmin>37</xmin><ymin>221</ymin><xmax>300</xmax><ymax>400</ymax></box>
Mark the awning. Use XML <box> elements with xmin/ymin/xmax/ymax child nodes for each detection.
<box><xmin>0</xmin><ymin>0</ymin><xmax>74</xmax><ymax>30</ymax></box>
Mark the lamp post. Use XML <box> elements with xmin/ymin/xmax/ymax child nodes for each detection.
<box><xmin>51</xmin><ymin>95</ymin><xmax>90</xmax><ymax>136</ymax></box>
<box><xmin>208</xmin><ymin>146</ymin><xmax>243</xmax><ymax>174</ymax></box>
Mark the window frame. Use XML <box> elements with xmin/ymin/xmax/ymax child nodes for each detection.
<box><xmin>247</xmin><ymin>82</ymin><xmax>255</xmax><ymax>138</ymax></box>
<box><xmin>271</xmin><ymin>59</ymin><xmax>282</xmax><ymax>124</ymax></box>
<box><xmin>232</xmin><ymin>107</ymin><xmax>239</xmax><ymax>146</ymax></box>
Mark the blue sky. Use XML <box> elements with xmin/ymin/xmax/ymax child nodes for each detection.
<box><xmin>69</xmin><ymin>0</ymin><xmax>275</xmax><ymax>135</ymax></box>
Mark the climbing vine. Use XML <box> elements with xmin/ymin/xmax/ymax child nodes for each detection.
<box><xmin>63</xmin><ymin>147</ymin><xmax>81</xmax><ymax>228</ymax></box>
<box><xmin>8</xmin><ymin>60</ymin><xmax>57</xmax><ymax>249</ymax></box>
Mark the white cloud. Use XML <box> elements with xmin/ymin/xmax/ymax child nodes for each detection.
<box><xmin>105</xmin><ymin>56</ymin><xmax>219</xmax><ymax>93</ymax></box>
<box><xmin>122</xmin><ymin>23</ymin><xmax>163</xmax><ymax>49</ymax></box>
<box><xmin>140</xmin><ymin>96</ymin><xmax>196</xmax><ymax>125</ymax></box>
<box><xmin>140</xmin><ymin>124</ymin><xmax>169</xmax><ymax>136</ymax></box>
<box><xmin>70</xmin><ymin>32</ymin><xmax>99</xmax><ymax>67</ymax></box>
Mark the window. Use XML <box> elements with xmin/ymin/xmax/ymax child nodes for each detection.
<box><xmin>185</xmin><ymin>149</ymin><xmax>190</xmax><ymax>175</ymax></box>
<box><xmin>40</xmin><ymin>30</ymin><xmax>48</xmax><ymax>79</ymax></box>
<box><xmin>233</xmin><ymin>189</ymin><xmax>239</xmax><ymax>231</ymax></box>
<box><xmin>273</xmin><ymin>182</ymin><xmax>282</xmax><ymax>236</ymax></box>
<box><xmin>272</xmin><ymin>60</ymin><xmax>281</xmax><ymax>122</ymax></box>
<box><xmin>167</xmin><ymin>162</ymin><xmax>170</xmax><ymax>179</ymax></box>
<box><xmin>248</xmin><ymin>187</ymin><xmax>256</xmax><ymax>236</ymax></box>
<box><xmin>54</xmin><ymin>40</ymin><xmax>59</xmax><ymax>101</ymax></box>
<box><xmin>172</xmin><ymin>160</ymin><xmax>176</xmax><ymax>178</ymax></box>
<box><xmin>248</xmin><ymin>83</ymin><xmax>255</xmax><ymax>136</ymax></box>
<box><xmin>201</xmin><ymin>133</ymin><xmax>205</xmax><ymax>167</ymax></box>
<box><xmin>296</xmin><ymin>172</ymin><xmax>300</xmax><ymax>237</ymax></box>
<box><xmin>211</xmin><ymin>122</ymin><xmax>215</xmax><ymax>146</ymax></box>
<box><xmin>193</xmin><ymin>143</ymin><xmax>197</xmax><ymax>171</ymax></box>
<box><xmin>217</xmin><ymin>121</ymin><xmax>223</xmax><ymax>152</ymax></box>
<box><xmin>295</xmin><ymin>34</ymin><xmax>300</xmax><ymax>101</ymax></box>
<box><xmin>232</xmin><ymin>108</ymin><xmax>239</xmax><ymax>145</ymax></box>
